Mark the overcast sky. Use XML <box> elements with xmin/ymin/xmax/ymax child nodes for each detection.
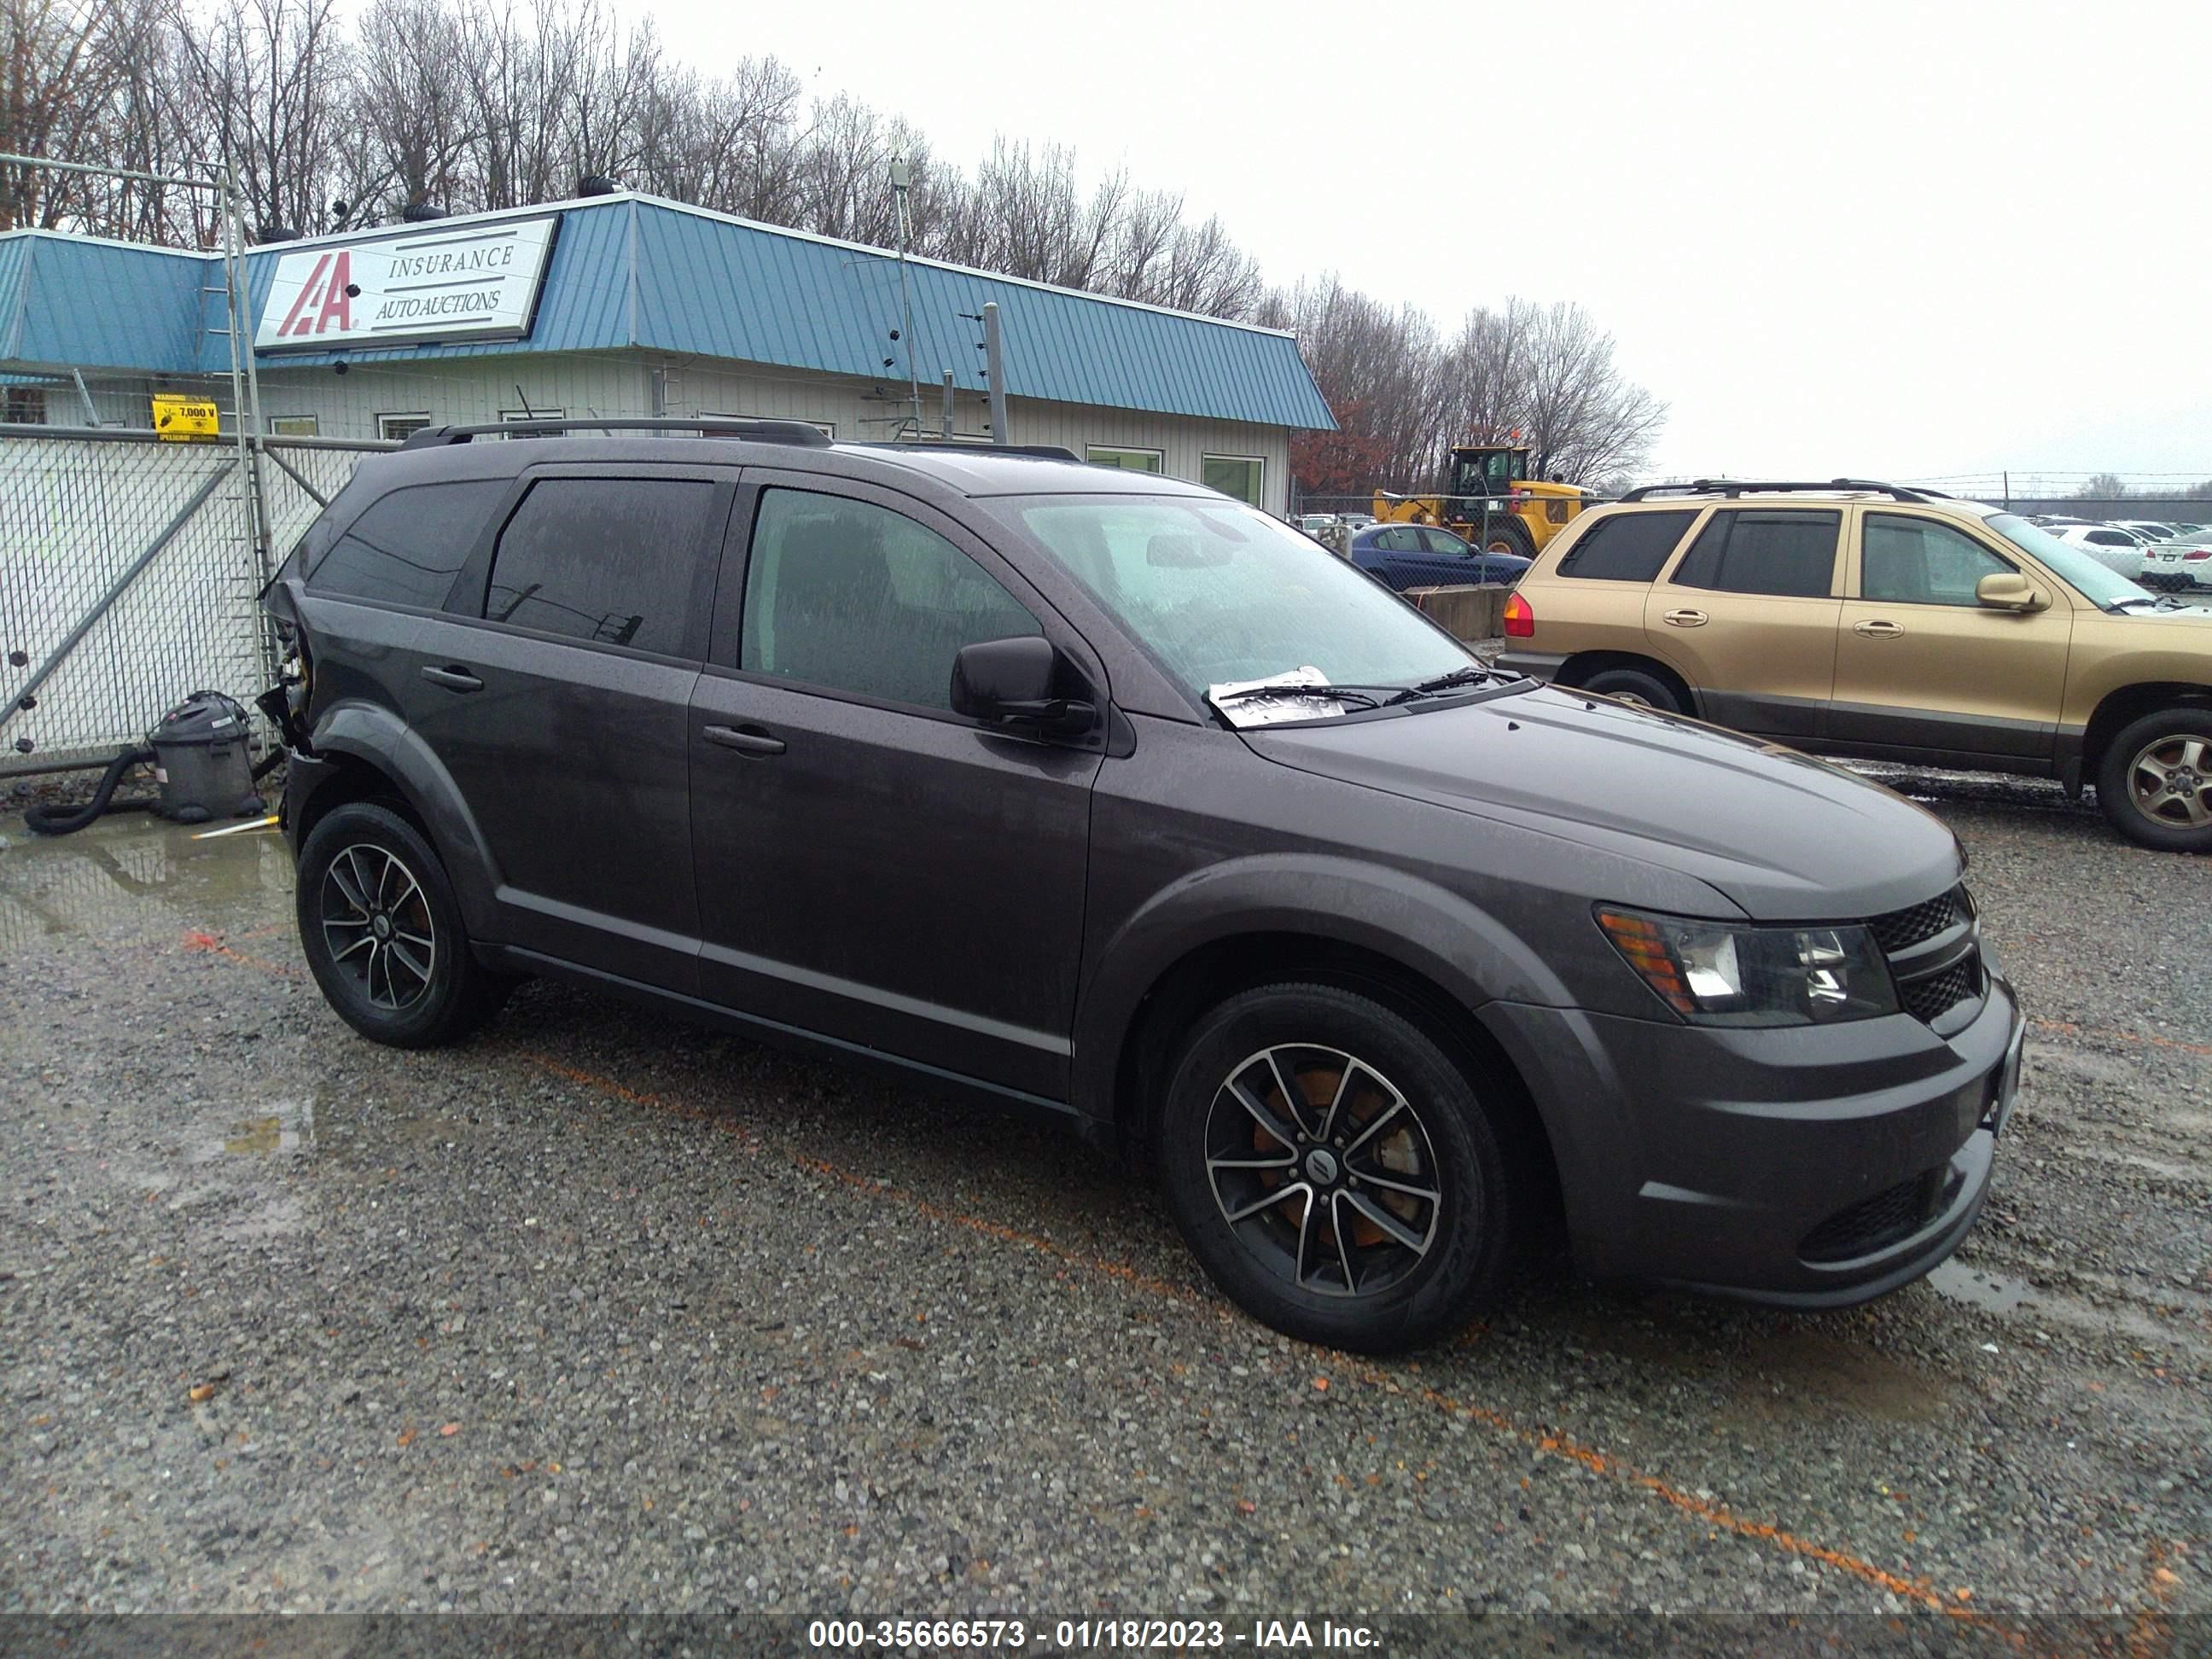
<box><xmin>647</xmin><ymin>0</ymin><xmax>2209</xmax><ymax>484</ymax></box>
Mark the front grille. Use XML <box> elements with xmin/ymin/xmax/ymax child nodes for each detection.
<box><xmin>1901</xmin><ymin>956</ymin><xmax>1981</xmax><ymax>1022</ymax></box>
<box><xmin>1800</xmin><ymin>1167</ymin><xmax>1952</xmax><ymax>1264</ymax></box>
<box><xmin>1869</xmin><ymin>884</ymin><xmax>1984</xmax><ymax>1027</ymax></box>
<box><xmin>1868</xmin><ymin>888</ymin><xmax>1962</xmax><ymax>953</ymax></box>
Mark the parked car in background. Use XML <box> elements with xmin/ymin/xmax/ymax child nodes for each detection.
<box><xmin>261</xmin><ymin>425</ymin><xmax>2021</xmax><ymax>1353</ymax></box>
<box><xmin>2140</xmin><ymin>531</ymin><xmax>2212</xmax><ymax>592</ymax></box>
<box><xmin>1347</xmin><ymin>522</ymin><xmax>1533</xmax><ymax>591</ymax></box>
<box><xmin>1496</xmin><ymin>479</ymin><xmax>2212</xmax><ymax>851</ymax></box>
<box><xmin>2045</xmin><ymin>522</ymin><xmax>2150</xmax><ymax>580</ymax></box>
<box><xmin>2115</xmin><ymin>520</ymin><xmax>2183</xmax><ymax>542</ymax></box>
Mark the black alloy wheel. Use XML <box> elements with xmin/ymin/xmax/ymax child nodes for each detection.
<box><xmin>320</xmin><ymin>842</ymin><xmax>438</xmax><ymax>1013</ymax></box>
<box><xmin>1157</xmin><ymin>983</ymin><xmax>1522</xmax><ymax>1353</ymax></box>
<box><xmin>1204</xmin><ymin>1043</ymin><xmax>1444</xmax><ymax>1302</ymax></box>
<box><xmin>296</xmin><ymin>801</ymin><xmax>511</xmax><ymax>1046</ymax></box>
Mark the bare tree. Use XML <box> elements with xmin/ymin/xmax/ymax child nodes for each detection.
<box><xmin>346</xmin><ymin>0</ymin><xmax>474</xmax><ymax>220</ymax></box>
<box><xmin>1513</xmin><ymin>301</ymin><xmax>1666</xmax><ymax>482</ymax></box>
<box><xmin>2073</xmin><ymin>473</ymin><xmax>2128</xmax><ymax>500</ymax></box>
<box><xmin>0</xmin><ymin>0</ymin><xmax>132</xmax><ymax>229</ymax></box>
<box><xmin>1286</xmin><ymin>276</ymin><xmax>1447</xmax><ymax>488</ymax></box>
<box><xmin>1428</xmin><ymin>297</ymin><xmax>1665</xmax><ymax>486</ymax></box>
<box><xmin>450</xmin><ymin>3</ymin><xmax>559</xmax><ymax>212</ymax></box>
<box><xmin>170</xmin><ymin>0</ymin><xmax>349</xmax><ymax>239</ymax></box>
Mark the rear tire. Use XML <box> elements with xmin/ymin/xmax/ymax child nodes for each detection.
<box><xmin>296</xmin><ymin>801</ymin><xmax>506</xmax><ymax>1046</ymax></box>
<box><xmin>2096</xmin><ymin>707</ymin><xmax>2212</xmax><ymax>853</ymax></box>
<box><xmin>1580</xmin><ymin>667</ymin><xmax>1685</xmax><ymax>714</ymax></box>
<box><xmin>1155</xmin><ymin>983</ymin><xmax>1522</xmax><ymax>1353</ymax></box>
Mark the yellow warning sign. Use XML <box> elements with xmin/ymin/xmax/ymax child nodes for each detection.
<box><xmin>151</xmin><ymin>395</ymin><xmax>219</xmax><ymax>440</ymax></box>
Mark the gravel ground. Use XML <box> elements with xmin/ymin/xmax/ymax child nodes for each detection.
<box><xmin>0</xmin><ymin>771</ymin><xmax>2205</xmax><ymax>1639</ymax></box>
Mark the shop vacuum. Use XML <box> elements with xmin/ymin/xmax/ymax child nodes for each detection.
<box><xmin>23</xmin><ymin>690</ymin><xmax>273</xmax><ymax>836</ymax></box>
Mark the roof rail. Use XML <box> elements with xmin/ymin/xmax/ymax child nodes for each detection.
<box><xmin>863</xmin><ymin>441</ymin><xmax>1082</xmax><ymax>463</ymax></box>
<box><xmin>1614</xmin><ymin>477</ymin><xmax>1941</xmax><ymax>504</ymax></box>
<box><xmin>399</xmin><ymin>416</ymin><xmax>834</xmax><ymax>451</ymax></box>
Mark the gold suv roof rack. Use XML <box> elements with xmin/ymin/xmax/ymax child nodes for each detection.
<box><xmin>1615</xmin><ymin>478</ymin><xmax>1948</xmax><ymax>504</ymax></box>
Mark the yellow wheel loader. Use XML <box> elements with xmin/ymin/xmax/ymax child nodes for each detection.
<box><xmin>1373</xmin><ymin>443</ymin><xmax>1593</xmax><ymax>562</ymax></box>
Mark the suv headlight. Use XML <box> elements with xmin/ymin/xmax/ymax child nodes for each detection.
<box><xmin>1596</xmin><ymin>906</ymin><xmax>1897</xmax><ymax>1026</ymax></box>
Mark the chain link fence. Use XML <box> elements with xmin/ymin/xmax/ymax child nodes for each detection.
<box><xmin>0</xmin><ymin>426</ymin><xmax>388</xmax><ymax>773</ymax></box>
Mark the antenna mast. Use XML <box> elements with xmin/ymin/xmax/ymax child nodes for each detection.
<box><xmin>890</xmin><ymin>156</ymin><xmax>922</xmax><ymax>438</ymax></box>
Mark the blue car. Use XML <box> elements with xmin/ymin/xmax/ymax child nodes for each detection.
<box><xmin>1345</xmin><ymin>523</ymin><xmax>1533</xmax><ymax>591</ymax></box>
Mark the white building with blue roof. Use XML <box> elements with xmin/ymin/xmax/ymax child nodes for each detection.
<box><xmin>0</xmin><ymin>191</ymin><xmax>1333</xmax><ymax>513</ymax></box>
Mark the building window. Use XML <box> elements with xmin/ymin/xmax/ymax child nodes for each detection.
<box><xmin>267</xmin><ymin>414</ymin><xmax>319</xmax><ymax>437</ymax></box>
<box><xmin>1202</xmin><ymin>454</ymin><xmax>1265</xmax><ymax>507</ymax></box>
<box><xmin>699</xmin><ymin>410</ymin><xmax>835</xmax><ymax>439</ymax></box>
<box><xmin>500</xmin><ymin>407</ymin><xmax>566</xmax><ymax>422</ymax></box>
<box><xmin>378</xmin><ymin>412</ymin><xmax>432</xmax><ymax>443</ymax></box>
<box><xmin>4</xmin><ymin>387</ymin><xmax>48</xmax><ymax>426</ymax></box>
<box><xmin>1087</xmin><ymin>445</ymin><xmax>1164</xmax><ymax>473</ymax></box>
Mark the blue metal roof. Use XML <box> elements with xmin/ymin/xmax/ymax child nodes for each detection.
<box><xmin>0</xmin><ymin>234</ymin><xmax>212</xmax><ymax>376</ymax></box>
<box><xmin>0</xmin><ymin>196</ymin><xmax>1333</xmax><ymax>430</ymax></box>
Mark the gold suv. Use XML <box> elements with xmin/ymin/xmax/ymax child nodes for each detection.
<box><xmin>1496</xmin><ymin>479</ymin><xmax>2212</xmax><ymax>851</ymax></box>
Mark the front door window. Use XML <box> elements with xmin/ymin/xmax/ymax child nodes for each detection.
<box><xmin>738</xmin><ymin>488</ymin><xmax>1041</xmax><ymax>711</ymax></box>
<box><xmin>1861</xmin><ymin>514</ymin><xmax>2016</xmax><ymax>606</ymax></box>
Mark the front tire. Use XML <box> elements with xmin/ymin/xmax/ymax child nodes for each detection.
<box><xmin>1469</xmin><ymin>515</ymin><xmax>1538</xmax><ymax>562</ymax></box>
<box><xmin>296</xmin><ymin>801</ymin><xmax>506</xmax><ymax>1046</ymax></box>
<box><xmin>2096</xmin><ymin>707</ymin><xmax>2212</xmax><ymax>853</ymax></box>
<box><xmin>1155</xmin><ymin>984</ymin><xmax>1522</xmax><ymax>1353</ymax></box>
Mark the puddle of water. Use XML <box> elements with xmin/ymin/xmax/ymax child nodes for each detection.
<box><xmin>1927</xmin><ymin>1259</ymin><xmax>2032</xmax><ymax>1313</ymax></box>
<box><xmin>224</xmin><ymin>1110</ymin><xmax>305</xmax><ymax>1156</ymax></box>
<box><xmin>1726</xmin><ymin>1327</ymin><xmax>1951</xmax><ymax>1426</ymax></box>
<box><xmin>0</xmin><ymin>812</ymin><xmax>294</xmax><ymax>952</ymax></box>
<box><xmin>195</xmin><ymin>1097</ymin><xmax>315</xmax><ymax>1164</ymax></box>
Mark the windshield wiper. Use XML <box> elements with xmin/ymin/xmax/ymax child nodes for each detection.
<box><xmin>1211</xmin><ymin>681</ymin><xmax>1382</xmax><ymax>710</ymax></box>
<box><xmin>1383</xmin><ymin>665</ymin><xmax>1496</xmax><ymax>704</ymax></box>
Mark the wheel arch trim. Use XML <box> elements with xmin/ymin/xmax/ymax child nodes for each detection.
<box><xmin>1070</xmin><ymin>853</ymin><xmax>1577</xmax><ymax>1131</ymax></box>
<box><xmin>305</xmin><ymin>701</ymin><xmax>503</xmax><ymax>934</ymax></box>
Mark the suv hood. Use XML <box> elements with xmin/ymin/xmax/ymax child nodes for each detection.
<box><xmin>1245</xmin><ymin>686</ymin><xmax>1962</xmax><ymax>921</ymax></box>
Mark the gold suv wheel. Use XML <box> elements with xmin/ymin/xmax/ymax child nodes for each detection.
<box><xmin>2127</xmin><ymin>733</ymin><xmax>2212</xmax><ymax>830</ymax></box>
<box><xmin>2098</xmin><ymin>707</ymin><xmax>2212</xmax><ymax>851</ymax></box>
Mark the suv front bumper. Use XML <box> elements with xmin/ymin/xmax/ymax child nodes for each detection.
<box><xmin>1481</xmin><ymin>969</ymin><xmax>2023</xmax><ymax>1307</ymax></box>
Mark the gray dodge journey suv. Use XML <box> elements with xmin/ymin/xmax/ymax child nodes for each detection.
<box><xmin>263</xmin><ymin>419</ymin><xmax>2024</xmax><ymax>1353</ymax></box>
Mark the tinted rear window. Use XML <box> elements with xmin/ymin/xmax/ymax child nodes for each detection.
<box><xmin>483</xmin><ymin>477</ymin><xmax>715</xmax><ymax>656</ymax></box>
<box><xmin>1670</xmin><ymin>510</ymin><xmax>1840</xmax><ymax>598</ymax></box>
<box><xmin>1555</xmin><ymin>510</ymin><xmax>1696</xmax><ymax>580</ymax></box>
<box><xmin>309</xmin><ymin>480</ymin><xmax>506</xmax><ymax>608</ymax></box>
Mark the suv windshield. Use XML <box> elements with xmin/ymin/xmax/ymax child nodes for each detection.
<box><xmin>1984</xmin><ymin>514</ymin><xmax>2150</xmax><ymax>608</ymax></box>
<box><xmin>1006</xmin><ymin>494</ymin><xmax>1476</xmax><ymax>702</ymax></box>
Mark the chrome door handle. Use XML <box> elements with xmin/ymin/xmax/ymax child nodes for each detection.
<box><xmin>702</xmin><ymin>724</ymin><xmax>785</xmax><ymax>757</ymax></box>
<box><xmin>1854</xmin><ymin>620</ymin><xmax>1904</xmax><ymax>638</ymax></box>
<box><xmin>1661</xmin><ymin>608</ymin><xmax>1708</xmax><ymax>627</ymax></box>
<box><xmin>420</xmin><ymin>665</ymin><xmax>484</xmax><ymax>692</ymax></box>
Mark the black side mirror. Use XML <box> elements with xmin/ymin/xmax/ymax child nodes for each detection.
<box><xmin>950</xmin><ymin>635</ymin><xmax>1096</xmax><ymax>735</ymax></box>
